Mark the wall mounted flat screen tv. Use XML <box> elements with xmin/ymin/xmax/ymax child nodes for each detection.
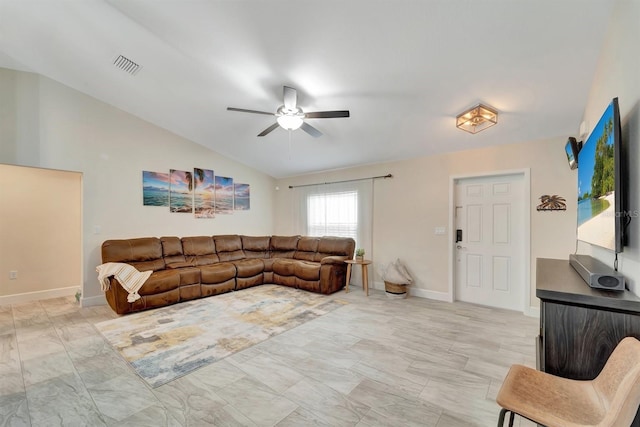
<box><xmin>565</xmin><ymin>137</ymin><xmax>580</xmax><ymax>170</ymax></box>
<box><xmin>577</xmin><ymin>97</ymin><xmax>626</xmax><ymax>253</ymax></box>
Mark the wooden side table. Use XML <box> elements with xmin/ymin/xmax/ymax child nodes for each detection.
<box><xmin>344</xmin><ymin>259</ymin><xmax>372</xmax><ymax>296</ymax></box>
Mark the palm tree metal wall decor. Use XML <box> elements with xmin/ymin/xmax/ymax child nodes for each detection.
<box><xmin>537</xmin><ymin>195</ymin><xmax>567</xmax><ymax>211</ymax></box>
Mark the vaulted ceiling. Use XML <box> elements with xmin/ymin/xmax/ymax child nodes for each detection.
<box><xmin>0</xmin><ymin>0</ymin><xmax>615</xmax><ymax>178</ymax></box>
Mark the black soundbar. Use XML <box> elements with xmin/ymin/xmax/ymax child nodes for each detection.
<box><xmin>569</xmin><ymin>254</ymin><xmax>625</xmax><ymax>291</ymax></box>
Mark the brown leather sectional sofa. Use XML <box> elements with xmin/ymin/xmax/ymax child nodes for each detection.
<box><xmin>101</xmin><ymin>234</ymin><xmax>355</xmax><ymax>315</ymax></box>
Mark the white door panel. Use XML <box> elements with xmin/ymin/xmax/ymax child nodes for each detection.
<box><xmin>455</xmin><ymin>174</ymin><xmax>524</xmax><ymax>310</ymax></box>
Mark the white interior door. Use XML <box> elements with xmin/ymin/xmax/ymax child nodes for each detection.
<box><xmin>454</xmin><ymin>174</ymin><xmax>524</xmax><ymax>311</ymax></box>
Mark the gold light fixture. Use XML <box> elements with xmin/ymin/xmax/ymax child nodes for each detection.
<box><xmin>456</xmin><ymin>104</ymin><xmax>498</xmax><ymax>134</ymax></box>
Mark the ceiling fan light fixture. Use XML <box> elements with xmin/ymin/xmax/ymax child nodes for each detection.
<box><xmin>456</xmin><ymin>103</ymin><xmax>498</xmax><ymax>134</ymax></box>
<box><xmin>276</xmin><ymin>106</ymin><xmax>305</xmax><ymax>130</ymax></box>
<box><xmin>276</xmin><ymin>114</ymin><xmax>304</xmax><ymax>130</ymax></box>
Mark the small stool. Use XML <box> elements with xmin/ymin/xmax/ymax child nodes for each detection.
<box><xmin>344</xmin><ymin>259</ymin><xmax>372</xmax><ymax>296</ymax></box>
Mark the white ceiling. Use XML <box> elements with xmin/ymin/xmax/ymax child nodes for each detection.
<box><xmin>0</xmin><ymin>0</ymin><xmax>615</xmax><ymax>178</ymax></box>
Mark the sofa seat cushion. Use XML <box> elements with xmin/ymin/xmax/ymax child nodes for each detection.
<box><xmin>200</xmin><ymin>262</ymin><xmax>236</xmax><ymax>284</ymax></box>
<box><xmin>139</xmin><ymin>270</ymin><xmax>181</xmax><ymax>295</ymax></box>
<box><xmin>176</xmin><ymin>266</ymin><xmax>201</xmax><ymax>286</ymax></box>
<box><xmin>262</xmin><ymin>258</ymin><xmax>276</xmax><ymax>272</ymax></box>
<box><xmin>295</xmin><ymin>261</ymin><xmax>321</xmax><ymax>281</ymax></box>
<box><xmin>272</xmin><ymin>258</ymin><xmax>296</xmax><ymax>276</ymax></box>
<box><xmin>273</xmin><ymin>259</ymin><xmax>320</xmax><ymax>281</ymax></box>
<box><xmin>233</xmin><ymin>259</ymin><xmax>264</xmax><ymax>278</ymax></box>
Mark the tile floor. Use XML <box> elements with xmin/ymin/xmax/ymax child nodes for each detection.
<box><xmin>0</xmin><ymin>288</ymin><xmax>539</xmax><ymax>426</ymax></box>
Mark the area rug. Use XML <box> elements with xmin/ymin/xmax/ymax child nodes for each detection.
<box><xmin>95</xmin><ymin>285</ymin><xmax>347</xmax><ymax>388</ymax></box>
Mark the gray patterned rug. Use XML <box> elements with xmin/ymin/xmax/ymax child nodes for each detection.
<box><xmin>95</xmin><ymin>285</ymin><xmax>347</xmax><ymax>387</ymax></box>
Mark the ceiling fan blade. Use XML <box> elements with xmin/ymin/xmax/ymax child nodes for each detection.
<box><xmin>305</xmin><ymin>110</ymin><xmax>350</xmax><ymax>119</ymax></box>
<box><xmin>301</xmin><ymin>122</ymin><xmax>323</xmax><ymax>138</ymax></box>
<box><xmin>227</xmin><ymin>107</ymin><xmax>274</xmax><ymax>116</ymax></box>
<box><xmin>283</xmin><ymin>86</ymin><xmax>297</xmax><ymax>110</ymax></box>
<box><xmin>257</xmin><ymin>122</ymin><xmax>280</xmax><ymax>137</ymax></box>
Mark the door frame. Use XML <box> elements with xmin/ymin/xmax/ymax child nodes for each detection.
<box><xmin>447</xmin><ymin>168</ymin><xmax>532</xmax><ymax>315</ymax></box>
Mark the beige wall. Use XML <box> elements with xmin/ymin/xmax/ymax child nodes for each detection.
<box><xmin>0</xmin><ymin>69</ymin><xmax>276</xmax><ymax>303</ymax></box>
<box><xmin>275</xmin><ymin>137</ymin><xmax>577</xmax><ymax>312</ymax></box>
<box><xmin>579</xmin><ymin>0</ymin><xmax>640</xmax><ymax>294</ymax></box>
<box><xmin>276</xmin><ymin>0</ymin><xmax>640</xmax><ymax>308</ymax></box>
<box><xmin>0</xmin><ymin>164</ymin><xmax>81</xmax><ymax>297</ymax></box>
<box><xmin>1</xmin><ymin>0</ymin><xmax>637</xmax><ymax>306</ymax></box>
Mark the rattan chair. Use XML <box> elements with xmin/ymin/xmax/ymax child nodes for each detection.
<box><xmin>496</xmin><ymin>337</ymin><xmax>640</xmax><ymax>427</ymax></box>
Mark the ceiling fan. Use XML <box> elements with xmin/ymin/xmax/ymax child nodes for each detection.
<box><xmin>227</xmin><ymin>86</ymin><xmax>350</xmax><ymax>138</ymax></box>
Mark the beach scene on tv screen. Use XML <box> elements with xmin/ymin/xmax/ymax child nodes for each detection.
<box><xmin>577</xmin><ymin>103</ymin><xmax>615</xmax><ymax>250</ymax></box>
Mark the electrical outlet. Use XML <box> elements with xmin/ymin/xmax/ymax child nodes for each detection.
<box><xmin>9</xmin><ymin>271</ymin><xmax>17</xmax><ymax>280</ymax></box>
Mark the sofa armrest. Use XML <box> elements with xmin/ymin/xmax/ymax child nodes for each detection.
<box><xmin>320</xmin><ymin>256</ymin><xmax>349</xmax><ymax>265</ymax></box>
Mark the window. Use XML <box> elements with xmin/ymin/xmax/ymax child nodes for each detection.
<box><xmin>292</xmin><ymin>180</ymin><xmax>372</xmax><ymax>257</ymax></box>
<box><xmin>307</xmin><ymin>190</ymin><xmax>358</xmax><ymax>239</ymax></box>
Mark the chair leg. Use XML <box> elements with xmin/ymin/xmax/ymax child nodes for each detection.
<box><xmin>498</xmin><ymin>408</ymin><xmax>508</xmax><ymax>426</ymax></box>
<box><xmin>498</xmin><ymin>409</ymin><xmax>517</xmax><ymax>427</ymax></box>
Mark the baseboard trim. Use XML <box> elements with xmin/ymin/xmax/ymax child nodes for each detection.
<box><xmin>525</xmin><ymin>305</ymin><xmax>540</xmax><ymax>318</ymax></box>
<box><xmin>409</xmin><ymin>287</ymin><xmax>452</xmax><ymax>302</ymax></box>
<box><xmin>81</xmin><ymin>294</ymin><xmax>107</xmax><ymax>308</ymax></box>
<box><xmin>372</xmin><ymin>281</ymin><xmax>452</xmax><ymax>302</ymax></box>
<box><xmin>0</xmin><ymin>286</ymin><xmax>79</xmax><ymax>306</ymax></box>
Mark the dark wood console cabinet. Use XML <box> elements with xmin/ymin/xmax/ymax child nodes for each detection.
<box><xmin>537</xmin><ymin>258</ymin><xmax>640</xmax><ymax>425</ymax></box>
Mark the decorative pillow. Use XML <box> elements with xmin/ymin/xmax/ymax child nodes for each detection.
<box><xmin>395</xmin><ymin>258</ymin><xmax>413</xmax><ymax>283</ymax></box>
<box><xmin>382</xmin><ymin>259</ymin><xmax>413</xmax><ymax>284</ymax></box>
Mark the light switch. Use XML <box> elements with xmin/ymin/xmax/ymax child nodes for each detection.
<box><xmin>434</xmin><ymin>227</ymin><xmax>446</xmax><ymax>235</ymax></box>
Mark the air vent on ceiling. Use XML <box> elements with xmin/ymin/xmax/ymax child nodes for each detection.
<box><xmin>113</xmin><ymin>55</ymin><xmax>141</xmax><ymax>75</ymax></box>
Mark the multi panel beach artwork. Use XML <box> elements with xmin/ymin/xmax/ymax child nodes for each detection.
<box><xmin>194</xmin><ymin>168</ymin><xmax>215</xmax><ymax>218</ymax></box>
<box><xmin>142</xmin><ymin>168</ymin><xmax>250</xmax><ymax>218</ymax></box>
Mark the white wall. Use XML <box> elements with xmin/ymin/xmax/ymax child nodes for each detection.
<box><xmin>579</xmin><ymin>0</ymin><xmax>640</xmax><ymax>294</ymax></box>
<box><xmin>0</xmin><ymin>69</ymin><xmax>276</xmax><ymax>303</ymax></box>
<box><xmin>275</xmin><ymin>136</ymin><xmax>577</xmax><ymax>311</ymax></box>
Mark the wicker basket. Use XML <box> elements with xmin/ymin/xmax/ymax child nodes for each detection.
<box><xmin>384</xmin><ymin>281</ymin><xmax>408</xmax><ymax>299</ymax></box>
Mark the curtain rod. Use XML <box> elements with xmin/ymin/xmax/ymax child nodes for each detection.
<box><xmin>288</xmin><ymin>174</ymin><xmax>393</xmax><ymax>189</ymax></box>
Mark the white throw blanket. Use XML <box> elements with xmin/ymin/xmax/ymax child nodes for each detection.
<box><xmin>96</xmin><ymin>262</ymin><xmax>152</xmax><ymax>303</ymax></box>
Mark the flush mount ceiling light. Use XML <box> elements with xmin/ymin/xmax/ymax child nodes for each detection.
<box><xmin>456</xmin><ymin>104</ymin><xmax>498</xmax><ymax>134</ymax></box>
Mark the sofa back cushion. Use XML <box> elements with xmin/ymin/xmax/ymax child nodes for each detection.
<box><xmin>160</xmin><ymin>236</ymin><xmax>188</xmax><ymax>265</ymax></box>
<box><xmin>181</xmin><ymin>236</ymin><xmax>219</xmax><ymax>266</ymax></box>
<box><xmin>294</xmin><ymin>237</ymin><xmax>319</xmax><ymax>261</ymax></box>
<box><xmin>214</xmin><ymin>235</ymin><xmax>245</xmax><ymax>261</ymax></box>
<box><xmin>241</xmin><ymin>236</ymin><xmax>270</xmax><ymax>259</ymax></box>
<box><xmin>270</xmin><ymin>235</ymin><xmax>300</xmax><ymax>258</ymax></box>
<box><xmin>101</xmin><ymin>237</ymin><xmax>165</xmax><ymax>272</ymax></box>
<box><xmin>314</xmin><ymin>237</ymin><xmax>356</xmax><ymax>262</ymax></box>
